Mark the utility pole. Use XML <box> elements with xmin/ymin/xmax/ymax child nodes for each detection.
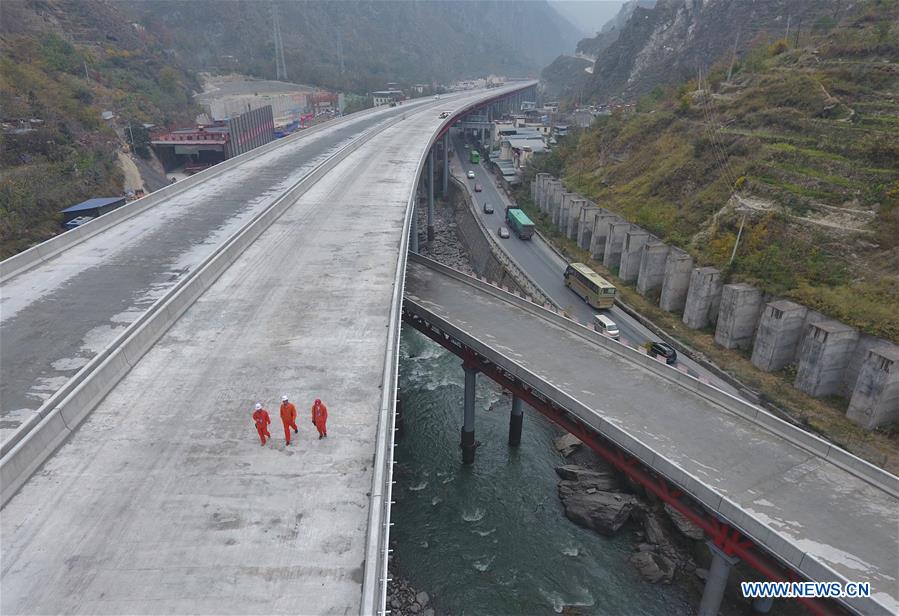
<box><xmin>729</xmin><ymin>213</ymin><xmax>746</xmax><ymax>266</ymax></box>
<box><xmin>784</xmin><ymin>14</ymin><xmax>791</xmax><ymax>42</ymax></box>
<box><xmin>83</xmin><ymin>59</ymin><xmax>90</xmax><ymax>81</ymax></box>
<box><xmin>272</xmin><ymin>1</ymin><xmax>287</xmax><ymax>81</ymax></box>
<box><xmin>726</xmin><ymin>25</ymin><xmax>741</xmax><ymax>82</ymax></box>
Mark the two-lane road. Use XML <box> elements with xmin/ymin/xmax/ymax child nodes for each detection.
<box><xmin>451</xmin><ymin>132</ymin><xmax>739</xmax><ymax>396</ymax></box>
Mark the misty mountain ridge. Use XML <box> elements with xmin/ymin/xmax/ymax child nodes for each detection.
<box><xmin>125</xmin><ymin>0</ymin><xmax>583</xmax><ymax>92</ymax></box>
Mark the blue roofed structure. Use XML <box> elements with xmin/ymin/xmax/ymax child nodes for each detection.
<box><xmin>60</xmin><ymin>197</ymin><xmax>126</xmax><ymax>223</ymax></box>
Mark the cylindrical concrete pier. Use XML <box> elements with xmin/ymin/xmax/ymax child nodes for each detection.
<box><xmin>698</xmin><ymin>542</ymin><xmax>740</xmax><ymax>616</ymax></box>
<box><xmin>427</xmin><ymin>150</ymin><xmax>435</xmax><ymax>242</ymax></box>
<box><xmin>410</xmin><ymin>205</ymin><xmax>419</xmax><ymax>253</ymax></box>
<box><xmin>508</xmin><ymin>395</ymin><xmax>523</xmax><ymax>446</ymax></box>
<box><xmin>442</xmin><ymin>133</ymin><xmax>449</xmax><ymax>196</ymax></box>
<box><xmin>461</xmin><ymin>363</ymin><xmax>477</xmax><ymax>464</ymax></box>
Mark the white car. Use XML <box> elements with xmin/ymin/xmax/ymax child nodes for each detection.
<box><xmin>467</xmin><ymin>170</ymin><xmax>475</xmax><ymax>179</ymax></box>
<box><xmin>498</xmin><ymin>226</ymin><xmax>510</xmax><ymax>239</ymax></box>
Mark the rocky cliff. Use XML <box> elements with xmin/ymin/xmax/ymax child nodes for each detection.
<box><xmin>585</xmin><ymin>0</ymin><xmax>845</xmax><ymax>100</ymax></box>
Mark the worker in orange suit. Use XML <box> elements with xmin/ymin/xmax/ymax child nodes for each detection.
<box><xmin>280</xmin><ymin>395</ymin><xmax>298</xmax><ymax>445</ymax></box>
<box><xmin>311</xmin><ymin>399</ymin><xmax>328</xmax><ymax>439</ymax></box>
<box><xmin>252</xmin><ymin>402</ymin><xmax>271</xmax><ymax>446</ymax></box>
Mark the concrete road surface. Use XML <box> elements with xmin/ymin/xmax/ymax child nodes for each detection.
<box><xmin>0</xmin><ymin>90</ymin><xmax>489</xmax><ymax>614</ymax></box>
<box><xmin>0</xmin><ymin>96</ymin><xmax>448</xmax><ymax>445</ymax></box>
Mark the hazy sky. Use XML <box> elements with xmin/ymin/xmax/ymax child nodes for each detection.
<box><xmin>547</xmin><ymin>0</ymin><xmax>626</xmax><ymax>37</ymax></box>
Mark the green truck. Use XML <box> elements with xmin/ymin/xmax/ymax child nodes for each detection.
<box><xmin>505</xmin><ymin>206</ymin><xmax>535</xmax><ymax>240</ymax></box>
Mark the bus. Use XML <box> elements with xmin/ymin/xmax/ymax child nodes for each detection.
<box><xmin>564</xmin><ymin>262</ymin><xmax>617</xmax><ymax>309</ymax></box>
<box><xmin>506</xmin><ymin>207</ymin><xmax>535</xmax><ymax>239</ymax></box>
<box><xmin>470</xmin><ymin>150</ymin><xmax>480</xmax><ymax>164</ymax></box>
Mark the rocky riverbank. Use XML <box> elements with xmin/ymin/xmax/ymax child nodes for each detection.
<box><xmin>414</xmin><ymin>195</ymin><xmax>475</xmax><ymax>276</ymax></box>
<box><xmin>552</xmin><ymin>434</ymin><xmax>703</xmax><ymax>588</ymax></box>
<box><xmin>386</xmin><ymin>574</ymin><xmax>436</xmax><ymax>616</ymax></box>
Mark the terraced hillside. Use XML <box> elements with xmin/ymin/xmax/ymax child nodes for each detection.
<box><xmin>544</xmin><ymin>2</ymin><xmax>899</xmax><ymax>342</ymax></box>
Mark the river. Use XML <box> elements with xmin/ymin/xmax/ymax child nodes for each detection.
<box><xmin>392</xmin><ymin>327</ymin><xmax>696</xmax><ymax>615</ymax></box>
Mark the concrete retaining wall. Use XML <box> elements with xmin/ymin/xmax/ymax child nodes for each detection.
<box><xmin>847</xmin><ymin>346</ymin><xmax>899</xmax><ymax>429</ymax></box>
<box><xmin>751</xmin><ymin>300</ymin><xmax>808</xmax><ymax>372</ymax></box>
<box><xmin>659</xmin><ymin>249</ymin><xmax>693</xmax><ymax>313</ymax></box>
<box><xmin>683</xmin><ymin>267</ymin><xmax>722</xmax><ymax>330</ymax></box>
<box><xmin>715</xmin><ymin>283</ymin><xmax>763</xmax><ymax>350</ymax></box>
<box><xmin>618</xmin><ymin>228</ymin><xmax>650</xmax><ymax>282</ymax></box>
<box><xmin>603</xmin><ymin>221</ymin><xmax>630</xmax><ymax>270</ymax></box>
<box><xmin>794</xmin><ymin>321</ymin><xmax>859</xmax><ymax>397</ymax></box>
<box><xmin>531</xmin><ymin>173</ymin><xmax>898</xmax><ymax>432</ymax></box>
<box><xmin>589</xmin><ymin>213</ymin><xmax>618</xmax><ymax>260</ymax></box>
<box><xmin>577</xmin><ymin>206</ymin><xmax>601</xmax><ymax>251</ymax></box>
<box><xmin>636</xmin><ymin>241</ymin><xmax>670</xmax><ymax>297</ymax></box>
<box><xmin>450</xmin><ymin>177</ymin><xmax>551</xmax><ymax>306</ymax></box>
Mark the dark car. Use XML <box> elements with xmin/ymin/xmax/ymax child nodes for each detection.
<box><xmin>483</xmin><ymin>202</ymin><xmax>494</xmax><ymax>214</ymax></box>
<box><xmin>648</xmin><ymin>341</ymin><xmax>677</xmax><ymax>365</ymax></box>
<box><xmin>474</xmin><ymin>183</ymin><xmax>482</xmax><ymax>192</ymax></box>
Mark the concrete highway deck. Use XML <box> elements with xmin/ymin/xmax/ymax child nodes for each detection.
<box><xmin>0</xmin><ymin>91</ymin><xmax>500</xmax><ymax>614</ymax></box>
<box><xmin>404</xmin><ymin>259</ymin><xmax>899</xmax><ymax>615</ymax></box>
<box><xmin>0</xmin><ymin>97</ymin><xmax>442</xmax><ymax>445</ymax></box>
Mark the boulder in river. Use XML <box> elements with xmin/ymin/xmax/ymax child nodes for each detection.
<box><xmin>558</xmin><ymin>486</ymin><xmax>638</xmax><ymax>535</ymax></box>
<box><xmin>555</xmin><ymin>464</ymin><xmax>618</xmax><ymax>491</ymax></box>
<box><xmin>630</xmin><ymin>550</ymin><xmax>676</xmax><ymax>584</ymax></box>
<box><xmin>663</xmin><ymin>503</ymin><xmax>705</xmax><ymax>540</ymax></box>
<box><xmin>553</xmin><ymin>433</ymin><xmax>582</xmax><ymax>457</ymax></box>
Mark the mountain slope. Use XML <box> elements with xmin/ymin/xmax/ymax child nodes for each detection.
<box><xmin>575</xmin><ymin>0</ymin><xmax>655</xmax><ymax>59</ymax></box>
<box><xmin>584</xmin><ymin>0</ymin><xmax>848</xmax><ymax>101</ymax></box>
<box><xmin>125</xmin><ymin>0</ymin><xmax>583</xmax><ymax>92</ymax></box>
<box><xmin>536</xmin><ymin>1</ymin><xmax>899</xmax><ymax>341</ymax></box>
<box><xmin>0</xmin><ymin>0</ymin><xmax>199</xmax><ymax>257</ymax></box>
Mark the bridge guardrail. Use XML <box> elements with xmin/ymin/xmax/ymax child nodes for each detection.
<box><xmin>0</xmin><ymin>109</ymin><xmax>417</xmax><ymax>507</ymax></box>
<box><xmin>359</xmin><ymin>81</ymin><xmax>537</xmax><ymax>616</ymax></box>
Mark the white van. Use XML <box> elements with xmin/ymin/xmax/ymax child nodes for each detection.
<box><xmin>593</xmin><ymin>314</ymin><xmax>620</xmax><ymax>340</ymax></box>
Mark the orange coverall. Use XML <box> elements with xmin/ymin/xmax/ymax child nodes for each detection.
<box><xmin>312</xmin><ymin>400</ymin><xmax>328</xmax><ymax>438</ymax></box>
<box><xmin>280</xmin><ymin>401</ymin><xmax>298</xmax><ymax>444</ymax></box>
<box><xmin>252</xmin><ymin>409</ymin><xmax>271</xmax><ymax>445</ymax></box>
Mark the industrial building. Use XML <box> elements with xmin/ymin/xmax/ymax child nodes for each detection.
<box><xmin>372</xmin><ymin>90</ymin><xmax>405</xmax><ymax>106</ymax></box>
<box><xmin>150</xmin><ymin>106</ymin><xmax>275</xmax><ymax>173</ymax></box>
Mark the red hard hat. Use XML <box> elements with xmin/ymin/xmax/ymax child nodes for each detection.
<box><xmin>314</xmin><ymin>399</ymin><xmax>321</xmax><ymax>405</ymax></box>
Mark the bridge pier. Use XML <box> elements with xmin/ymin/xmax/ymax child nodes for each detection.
<box><xmin>410</xmin><ymin>204</ymin><xmax>419</xmax><ymax>253</ymax></box>
<box><xmin>508</xmin><ymin>395</ymin><xmax>523</xmax><ymax>446</ymax></box>
<box><xmin>442</xmin><ymin>133</ymin><xmax>449</xmax><ymax>196</ymax></box>
<box><xmin>461</xmin><ymin>362</ymin><xmax>477</xmax><ymax>464</ymax></box>
<box><xmin>427</xmin><ymin>149</ymin><xmax>435</xmax><ymax>242</ymax></box>
<box><xmin>698</xmin><ymin>542</ymin><xmax>740</xmax><ymax>616</ymax></box>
